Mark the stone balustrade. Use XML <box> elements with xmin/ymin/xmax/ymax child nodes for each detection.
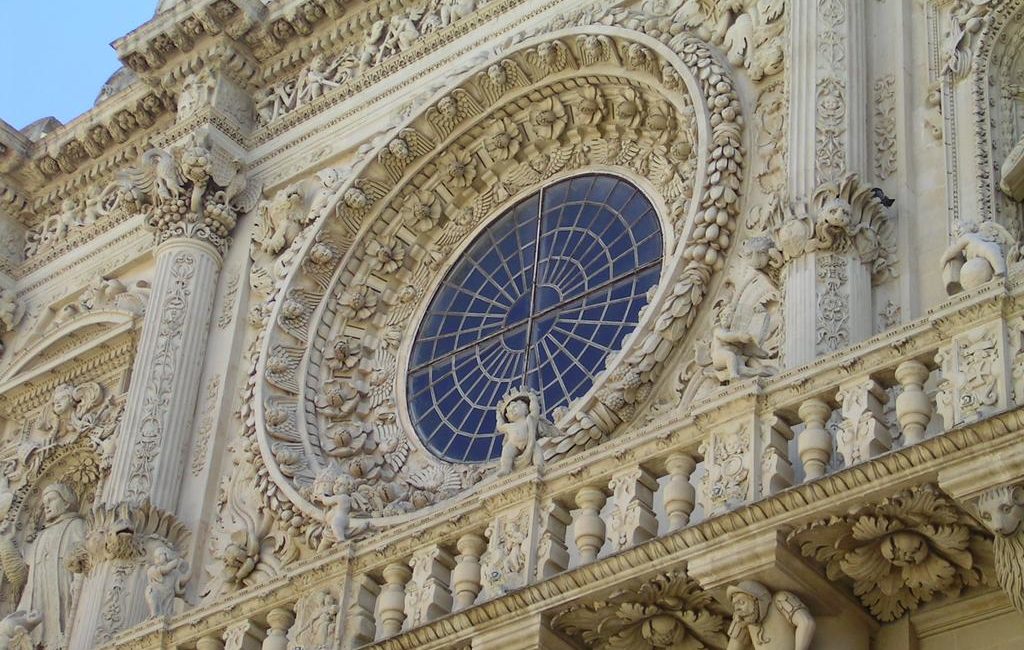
<box><xmin>104</xmin><ymin>278</ymin><xmax>1024</xmax><ymax>649</ymax></box>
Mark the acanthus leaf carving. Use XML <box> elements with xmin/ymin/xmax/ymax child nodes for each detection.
<box><xmin>789</xmin><ymin>484</ymin><xmax>993</xmax><ymax>622</ymax></box>
<box><xmin>552</xmin><ymin>571</ymin><xmax>729</xmax><ymax>650</ymax></box>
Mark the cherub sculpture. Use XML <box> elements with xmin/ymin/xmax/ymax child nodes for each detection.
<box><xmin>313</xmin><ymin>469</ymin><xmax>368</xmax><ymax>548</ymax></box>
<box><xmin>495</xmin><ymin>387</ymin><xmax>558</xmax><ymax>476</ymax></box>
<box><xmin>941</xmin><ymin>219</ymin><xmax>1019</xmax><ymax>294</ymax></box>
<box><xmin>144</xmin><ymin>543</ymin><xmax>189</xmax><ymax>618</ymax></box>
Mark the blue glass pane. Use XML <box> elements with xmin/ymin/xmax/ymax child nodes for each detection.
<box><xmin>409</xmin><ymin>323</ymin><xmax>529</xmax><ymax>462</ymax></box>
<box><xmin>527</xmin><ymin>266</ymin><xmax>661</xmax><ymax>416</ymax></box>
<box><xmin>407</xmin><ymin>174</ymin><xmax>662</xmax><ymax>463</ymax></box>
<box><xmin>535</xmin><ymin>176</ymin><xmax>661</xmax><ymax>310</ymax></box>
<box><xmin>411</xmin><ymin>194</ymin><xmax>539</xmax><ymax>368</ymax></box>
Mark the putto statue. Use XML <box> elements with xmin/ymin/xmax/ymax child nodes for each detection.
<box><xmin>144</xmin><ymin>542</ymin><xmax>190</xmax><ymax>618</ymax></box>
<box><xmin>726</xmin><ymin>580</ymin><xmax>815</xmax><ymax>650</ymax></box>
<box><xmin>941</xmin><ymin>219</ymin><xmax>1019</xmax><ymax>294</ymax></box>
<box><xmin>495</xmin><ymin>387</ymin><xmax>558</xmax><ymax>476</ymax></box>
<box><xmin>0</xmin><ymin>483</ymin><xmax>87</xmax><ymax>650</ymax></box>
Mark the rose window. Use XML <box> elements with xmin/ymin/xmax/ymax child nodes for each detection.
<box><xmin>408</xmin><ymin>174</ymin><xmax>663</xmax><ymax>463</ymax></box>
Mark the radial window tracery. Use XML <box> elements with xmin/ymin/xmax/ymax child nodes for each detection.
<box><xmin>409</xmin><ymin>174</ymin><xmax>662</xmax><ymax>463</ymax></box>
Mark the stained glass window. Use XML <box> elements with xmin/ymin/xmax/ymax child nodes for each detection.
<box><xmin>408</xmin><ymin>174</ymin><xmax>663</xmax><ymax>463</ymax></box>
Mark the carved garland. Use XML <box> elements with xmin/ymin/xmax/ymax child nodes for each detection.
<box><xmin>246</xmin><ymin>26</ymin><xmax>746</xmax><ymax>538</ymax></box>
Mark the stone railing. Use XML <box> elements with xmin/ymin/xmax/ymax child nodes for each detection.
<box><xmin>105</xmin><ymin>275</ymin><xmax>1024</xmax><ymax>649</ymax></box>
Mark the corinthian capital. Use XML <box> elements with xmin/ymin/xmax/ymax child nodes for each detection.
<box><xmin>115</xmin><ymin>135</ymin><xmax>261</xmax><ymax>256</ymax></box>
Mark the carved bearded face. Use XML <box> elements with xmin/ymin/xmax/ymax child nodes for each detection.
<box><xmin>730</xmin><ymin>592</ymin><xmax>759</xmax><ymax>624</ymax></box>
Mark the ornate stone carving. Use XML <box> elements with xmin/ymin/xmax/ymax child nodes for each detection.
<box><xmin>143</xmin><ymin>542</ymin><xmax>189</xmax><ymax>618</ymax></box>
<box><xmin>789</xmin><ymin>175</ymin><xmax>897</xmax><ymax>283</ymax></box>
<box><xmin>941</xmin><ymin>219</ymin><xmax>1020</xmax><ymax>294</ymax></box>
<box><xmin>246</xmin><ymin>26</ymin><xmax>745</xmax><ymax>547</ymax></box>
<box><xmin>14</xmin><ymin>381</ymin><xmax>122</xmax><ymax>486</ymax></box>
<box><xmin>552</xmin><ymin>571</ymin><xmax>728</xmax><ymax>650</ymax></box>
<box><xmin>0</xmin><ymin>483</ymin><xmax>87</xmax><ymax>650</ymax></box>
<box><xmin>699</xmin><ymin>425</ymin><xmax>751</xmax><ymax>516</ymax></box>
<box><xmin>974</xmin><ymin>483</ymin><xmax>1024</xmax><ymax>614</ymax></box>
<box><xmin>789</xmin><ymin>484</ymin><xmax>991</xmax><ymax>621</ymax></box>
<box><xmin>114</xmin><ymin>137</ymin><xmax>260</xmax><ymax>255</ymax></box>
<box><xmin>288</xmin><ymin>589</ymin><xmax>338</xmax><ymax>649</ymax></box>
<box><xmin>944</xmin><ymin>0</ymin><xmax>994</xmax><ymax>81</ymax></box>
<box><xmin>202</xmin><ymin>455</ymin><xmax>298</xmax><ymax>599</ymax></box>
<box><xmin>0</xmin><ymin>610</ymin><xmax>41</xmax><ymax>650</ymax></box>
<box><xmin>726</xmin><ymin>581</ymin><xmax>814</xmax><ymax>650</ymax></box>
<box><xmin>478</xmin><ymin>508</ymin><xmax>530</xmax><ymax>601</ymax></box>
<box><xmin>496</xmin><ymin>387</ymin><xmax>558</xmax><ymax>476</ymax></box>
<box><xmin>873</xmin><ymin>75</ymin><xmax>898</xmax><ymax>182</ymax></box>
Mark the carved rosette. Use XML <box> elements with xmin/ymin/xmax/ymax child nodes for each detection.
<box><xmin>246</xmin><ymin>26</ymin><xmax>747</xmax><ymax>540</ymax></box>
<box><xmin>788</xmin><ymin>484</ymin><xmax>992</xmax><ymax>622</ymax></box>
<box><xmin>552</xmin><ymin>571</ymin><xmax>728</xmax><ymax>650</ymax></box>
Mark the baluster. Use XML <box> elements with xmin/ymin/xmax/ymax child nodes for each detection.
<box><xmin>376</xmin><ymin>563</ymin><xmax>412</xmax><ymax>640</ymax></box>
<box><xmin>197</xmin><ymin>637</ymin><xmax>225</xmax><ymax>650</ymax></box>
<box><xmin>262</xmin><ymin>609</ymin><xmax>294</xmax><ymax>650</ymax></box>
<box><xmin>664</xmin><ymin>453</ymin><xmax>697</xmax><ymax>531</ymax></box>
<box><xmin>452</xmin><ymin>533</ymin><xmax>486</xmax><ymax>611</ymax></box>
<box><xmin>895</xmin><ymin>360</ymin><xmax>932</xmax><ymax>446</ymax></box>
<box><xmin>797</xmin><ymin>398</ymin><xmax>833</xmax><ymax>480</ymax></box>
<box><xmin>574</xmin><ymin>486</ymin><xmax>607</xmax><ymax>564</ymax></box>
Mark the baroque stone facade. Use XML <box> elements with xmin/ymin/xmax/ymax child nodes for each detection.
<box><xmin>0</xmin><ymin>0</ymin><xmax>1023</xmax><ymax>648</ymax></box>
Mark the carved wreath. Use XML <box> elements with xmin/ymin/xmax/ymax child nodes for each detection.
<box><xmin>245</xmin><ymin>25</ymin><xmax>747</xmax><ymax>537</ymax></box>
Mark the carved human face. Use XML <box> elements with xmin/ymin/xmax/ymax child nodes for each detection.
<box><xmin>487</xmin><ymin>64</ymin><xmax>506</xmax><ymax>86</ymax></box>
<box><xmin>42</xmin><ymin>489</ymin><xmax>70</xmax><ymax>522</ymax></box>
<box><xmin>389</xmin><ymin>138</ymin><xmax>410</xmax><ymax>158</ymax></box>
<box><xmin>880</xmin><ymin>531</ymin><xmax>929</xmax><ymax>568</ymax></box>
<box><xmin>977</xmin><ymin>487</ymin><xmax>1024</xmax><ymax>536</ymax></box>
<box><xmin>730</xmin><ymin>592</ymin><xmax>759</xmax><ymax>624</ymax></box>
<box><xmin>52</xmin><ymin>386</ymin><xmax>75</xmax><ymax>414</ymax></box>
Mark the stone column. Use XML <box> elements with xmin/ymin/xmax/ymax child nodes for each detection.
<box><xmin>780</xmin><ymin>1</ymin><xmax>894</xmax><ymax>367</ymax></box>
<box><xmin>69</xmin><ymin>132</ymin><xmax>255</xmax><ymax>649</ymax></box>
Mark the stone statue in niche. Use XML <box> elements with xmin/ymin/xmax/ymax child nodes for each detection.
<box><xmin>975</xmin><ymin>483</ymin><xmax>1024</xmax><ymax>614</ymax></box>
<box><xmin>0</xmin><ymin>483</ymin><xmax>87</xmax><ymax>650</ymax></box>
<box><xmin>726</xmin><ymin>580</ymin><xmax>815</xmax><ymax>650</ymax></box>
<box><xmin>941</xmin><ymin>219</ymin><xmax>1019</xmax><ymax>294</ymax></box>
<box><xmin>495</xmin><ymin>387</ymin><xmax>558</xmax><ymax>476</ymax></box>
<box><xmin>144</xmin><ymin>542</ymin><xmax>190</xmax><ymax>618</ymax></box>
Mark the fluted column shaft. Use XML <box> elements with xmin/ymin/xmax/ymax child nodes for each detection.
<box><xmin>70</xmin><ymin>237</ymin><xmax>223</xmax><ymax>650</ymax></box>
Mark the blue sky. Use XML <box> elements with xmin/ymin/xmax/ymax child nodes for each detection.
<box><xmin>0</xmin><ymin>2</ymin><xmax>155</xmax><ymax>130</ymax></box>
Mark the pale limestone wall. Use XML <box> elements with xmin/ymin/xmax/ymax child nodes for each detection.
<box><xmin>0</xmin><ymin>0</ymin><xmax>1023</xmax><ymax>649</ymax></box>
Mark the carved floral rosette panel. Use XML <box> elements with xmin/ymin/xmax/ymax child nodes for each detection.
<box><xmin>248</xmin><ymin>27</ymin><xmax>747</xmax><ymax>539</ymax></box>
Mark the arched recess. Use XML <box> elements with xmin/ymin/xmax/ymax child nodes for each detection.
<box><xmin>947</xmin><ymin>0</ymin><xmax>1024</xmax><ymax>238</ymax></box>
<box><xmin>245</xmin><ymin>25</ymin><xmax>747</xmax><ymax>540</ymax></box>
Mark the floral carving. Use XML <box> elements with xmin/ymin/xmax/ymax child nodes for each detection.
<box><xmin>789</xmin><ymin>484</ymin><xmax>992</xmax><ymax>621</ymax></box>
<box><xmin>552</xmin><ymin>572</ymin><xmax>728</xmax><ymax>650</ymax></box>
